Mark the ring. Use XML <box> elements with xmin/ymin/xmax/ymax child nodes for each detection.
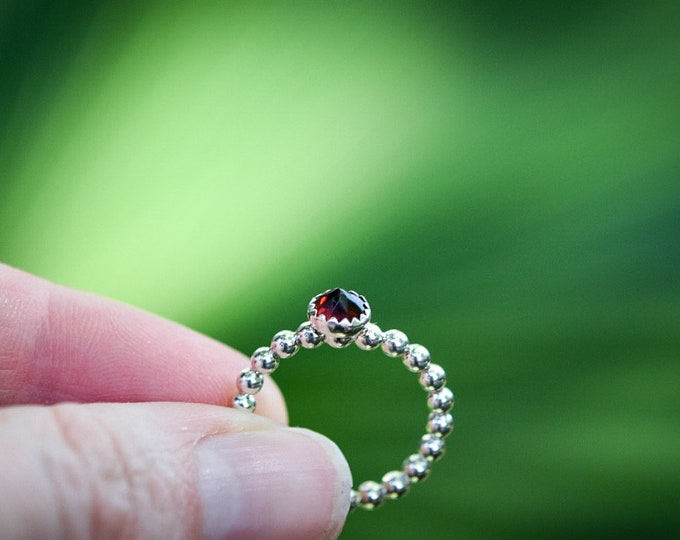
<box><xmin>231</xmin><ymin>288</ymin><xmax>455</xmax><ymax>511</ymax></box>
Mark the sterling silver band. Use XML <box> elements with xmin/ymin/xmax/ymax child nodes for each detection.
<box><xmin>231</xmin><ymin>288</ymin><xmax>455</xmax><ymax>511</ymax></box>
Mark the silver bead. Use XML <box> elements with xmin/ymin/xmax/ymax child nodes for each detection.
<box><xmin>427</xmin><ymin>412</ymin><xmax>454</xmax><ymax>437</ymax></box>
<box><xmin>357</xmin><ymin>480</ymin><xmax>386</xmax><ymax>510</ymax></box>
<box><xmin>381</xmin><ymin>329</ymin><xmax>409</xmax><ymax>357</ymax></box>
<box><xmin>419</xmin><ymin>433</ymin><xmax>446</xmax><ymax>461</ymax></box>
<box><xmin>250</xmin><ymin>346</ymin><xmax>279</xmax><ymax>374</ymax></box>
<box><xmin>403</xmin><ymin>344</ymin><xmax>431</xmax><ymax>372</ymax></box>
<box><xmin>232</xmin><ymin>393</ymin><xmax>256</xmax><ymax>412</ymax></box>
<box><xmin>349</xmin><ymin>489</ymin><xmax>362</xmax><ymax>512</ymax></box>
<box><xmin>236</xmin><ymin>369</ymin><xmax>264</xmax><ymax>394</ymax></box>
<box><xmin>355</xmin><ymin>323</ymin><xmax>383</xmax><ymax>350</ymax></box>
<box><xmin>427</xmin><ymin>386</ymin><xmax>455</xmax><ymax>412</ymax></box>
<box><xmin>296</xmin><ymin>321</ymin><xmax>325</xmax><ymax>349</ymax></box>
<box><xmin>419</xmin><ymin>363</ymin><xmax>447</xmax><ymax>392</ymax></box>
<box><xmin>382</xmin><ymin>470</ymin><xmax>410</xmax><ymax>499</ymax></box>
<box><xmin>271</xmin><ymin>330</ymin><xmax>299</xmax><ymax>358</ymax></box>
<box><xmin>403</xmin><ymin>453</ymin><xmax>431</xmax><ymax>483</ymax></box>
<box><xmin>325</xmin><ymin>334</ymin><xmax>353</xmax><ymax>349</ymax></box>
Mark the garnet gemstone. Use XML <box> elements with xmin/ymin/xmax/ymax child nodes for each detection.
<box><xmin>314</xmin><ymin>288</ymin><xmax>366</xmax><ymax>322</ymax></box>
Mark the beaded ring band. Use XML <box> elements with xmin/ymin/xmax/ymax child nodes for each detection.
<box><xmin>232</xmin><ymin>288</ymin><xmax>455</xmax><ymax>511</ymax></box>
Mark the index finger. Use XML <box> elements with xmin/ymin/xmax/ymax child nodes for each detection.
<box><xmin>0</xmin><ymin>264</ymin><xmax>287</xmax><ymax>423</ymax></box>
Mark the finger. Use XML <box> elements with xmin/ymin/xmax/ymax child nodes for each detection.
<box><xmin>0</xmin><ymin>263</ymin><xmax>286</xmax><ymax>423</ymax></box>
<box><xmin>0</xmin><ymin>402</ymin><xmax>351</xmax><ymax>540</ymax></box>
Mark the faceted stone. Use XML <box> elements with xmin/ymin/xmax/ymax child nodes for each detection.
<box><xmin>314</xmin><ymin>288</ymin><xmax>366</xmax><ymax>322</ymax></box>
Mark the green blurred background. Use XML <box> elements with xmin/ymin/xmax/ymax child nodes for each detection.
<box><xmin>1</xmin><ymin>1</ymin><xmax>679</xmax><ymax>538</ymax></box>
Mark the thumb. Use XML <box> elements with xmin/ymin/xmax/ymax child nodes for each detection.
<box><xmin>0</xmin><ymin>402</ymin><xmax>352</xmax><ymax>540</ymax></box>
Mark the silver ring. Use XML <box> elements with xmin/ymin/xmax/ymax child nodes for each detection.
<box><xmin>232</xmin><ymin>288</ymin><xmax>454</xmax><ymax>511</ymax></box>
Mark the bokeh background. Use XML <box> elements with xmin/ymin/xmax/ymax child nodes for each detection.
<box><xmin>1</xmin><ymin>1</ymin><xmax>679</xmax><ymax>538</ymax></box>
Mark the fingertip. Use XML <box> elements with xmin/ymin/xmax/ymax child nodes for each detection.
<box><xmin>252</xmin><ymin>376</ymin><xmax>289</xmax><ymax>425</ymax></box>
<box><xmin>197</xmin><ymin>424</ymin><xmax>351</xmax><ymax>539</ymax></box>
<box><xmin>0</xmin><ymin>264</ymin><xmax>289</xmax><ymax>424</ymax></box>
<box><xmin>287</xmin><ymin>428</ymin><xmax>353</xmax><ymax>539</ymax></box>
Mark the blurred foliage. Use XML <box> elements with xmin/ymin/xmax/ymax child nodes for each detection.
<box><xmin>1</xmin><ymin>1</ymin><xmax>679</xmax><ymax>538</ymax></box>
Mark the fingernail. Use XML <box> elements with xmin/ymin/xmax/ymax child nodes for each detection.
<box><xmin>197</xmin><ymin>427</ymin><xmax>352</xmax><ymax>540</ymax></box>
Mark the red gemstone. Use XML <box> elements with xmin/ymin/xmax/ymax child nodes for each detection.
<box><xmin>315</xmin><ymin>288</ymin><xmax>366</xmax><ymax>322</ymax></box>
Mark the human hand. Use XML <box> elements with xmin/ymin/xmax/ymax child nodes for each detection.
<box><xmin>0</xmin><ymin>264</ymin><xmax>351</xmax><ymax>539</ymax></box>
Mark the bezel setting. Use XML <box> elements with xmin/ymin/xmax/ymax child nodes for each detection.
<box><xmin>307</xmin><ymin>288</ymin><xmax>371</xmax><ymax>348</ymax></box>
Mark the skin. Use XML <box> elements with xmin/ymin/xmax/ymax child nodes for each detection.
<box><xmin>0</xmin><ymin>263</ymin><xmax>352</xmax><ymax>539</ymax></box>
